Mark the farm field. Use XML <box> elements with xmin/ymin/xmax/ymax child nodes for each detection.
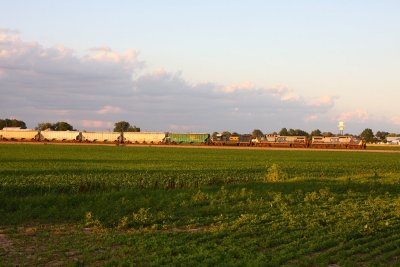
<box><xmin>367</xmin><ymin>144</ymin><xmax>400</xmax><ymax>151</ymax></box>
<box><xmin>1</xmin><ymin>144</ymin><xmax>400</xmax><ymax>266</ymax></box>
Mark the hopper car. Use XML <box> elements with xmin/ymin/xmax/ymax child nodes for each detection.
<box><xmin>164</xmin><ymin>133</ymin><xmax>210</xmax><ymax>144</ymax></box>
<box><xmin>0</xmin><ymin>129</ymin><xmax>39</xmax><ymax>141</ymax></box>
<box><xmin>39</xmin><ymin>130</ymin><xmax>80</xmax><ymax>142</ymax></box>
<box><xmin>81</xmin><ymin>132</ymin><xmax>122</xmax><ymax>143</ymax></box>
<box><xmin>123</xmin><ymin>132</ymin><xmax>166</xmax><ymax>144</ymax></box>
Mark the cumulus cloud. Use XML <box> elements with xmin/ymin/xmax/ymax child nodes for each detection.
<box><xmin>80</xmin><ymin>120</ymin><xmax>114</xmax><ymax>129</ymax></box>
<box><xmin>338</xmin><ymin>109</ymin><xmax>370</xmax><ymax>122</ymax></box>
<box><xmin>304</xmin><ymin>114</ymin><xmax>319</xmax><ymax>122</ymax></box>
<box><xmin>308</xmin><ymin>96</ymin><xmax>337</xmax><ymax>108</ymax></box>
<box><xmin>0</xmin><ymin>29</ymin><xmax>341</xmax><ymax>132</ymax></box>
<box><xmin>390</xmin><ymin>116</ymin><xmax>400</xmax><ymax>125</ymax></box>
<box><xmin>96</xmin><ymin>105</ymin><xmax>122</xmax><ymax>115</ymax></box>
<box><xmin>223</xmin><ymin>81</ymin><xmax>256</xmax><ymax>93</ymax></box>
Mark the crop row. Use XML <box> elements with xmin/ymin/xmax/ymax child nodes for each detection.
<box><xmin>1</xmin><ymin>144</ymin><xmax>400</xmax><ymax>195</ymax></box>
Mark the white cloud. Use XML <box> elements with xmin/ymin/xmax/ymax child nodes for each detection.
<box><xmin>308</xmin><ymin>95</ymin><xmax>336</xmax><ymax>108</ymax></box>
<box><xmin>0</xmin><ymin>29</ymin><xmax>342</xmax><ymax>132</ymax></box>
<box><xmin>338</xmin><ymin>109</ymin><xmax>370</xmax><ymax>122</ymax></box>
<box><xmin>223</xmin><ymin>81</ymin><xmax>256</xmax><ymax>93</ymax></box>
<box><xmin>80</xmin><ymin>120</ymin><xmax>114</xmax><ymax>129</ymax></box>
<box><xmin>96</xmin><ymin>105</ymin><xmax>122</xmax><ymax>115</ymax></box>
<box><xmin>0</xmin><ymin>28</ymin><xmax>20</xmax><ymax>45</ymax></box>
<box><xmin>304</xmin><ymin>114</ymin><xmax>319</xmax><ymax>122</ymax></box>
<box><xmin>168</xmin><ymin>124</ymin><xmax>205</xmax><ymax>131</ymax></box>
<box><xmin>280</xmin><ymin>91</ymin><xmax>301</xmax><ymax>102</ymax></box>
<box><xmin>390</xmin><ymin>116</ymin><xmax>400</xmax><ymax>125</ymax></box>
<box><xmin>266</xmin><ymin>85</ymin><xmax>300</xmax><ymax>102</ymax></box>
<box><xmin>85</xmin><ymin>47</ymin><xmax>139</xmax><ymax>65</ymax></box>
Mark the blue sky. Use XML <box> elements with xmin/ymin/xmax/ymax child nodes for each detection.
<box><xmin>1</xmin><ymin>1</ymin><xmax>399</xmax><ymax>134</ymax></box>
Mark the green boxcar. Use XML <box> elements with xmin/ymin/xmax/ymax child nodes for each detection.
<box><xmin>166</xmin><ymin>133</ymin><xmax>210</xmax><ymax>144</ymax></box>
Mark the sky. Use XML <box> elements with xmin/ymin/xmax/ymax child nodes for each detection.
<box><xmin>1</xmin><ymin>1</ymin><xmax>399</xmax><ymax>134</ymax></box>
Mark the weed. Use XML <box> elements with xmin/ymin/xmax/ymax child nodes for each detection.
<box><xmin>265</xmin><ymin>163</ymin><xmax>288</xmax><ymax>182</ymax></box>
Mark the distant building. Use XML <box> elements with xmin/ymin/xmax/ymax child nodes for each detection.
<box><xmin>386</xmin><ymin>137</ymin><xmax>400</xmax><ymax>145</ymax></box>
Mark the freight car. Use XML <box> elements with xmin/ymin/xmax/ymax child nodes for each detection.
<box><xmin>253</xmin><ymin>135</ymin><xmax>308</xmax><ymax>148</ymax></box>
<box><xmin>39</xmin><ymin>130</ymin><xmax>80</xmax><ymax>142</ymax></box>
<box><xmin>0</xmin><ymin>128</ymin><xmax>367</xmax><ymax>149</ymax></box>
<box><xmin>123</xmin><ymin>132</ymin><xmax>166</xmax><ymax>144</ymax></box>
<box><xmin>164</xmin><ymin>133</ymin><xmax>210</xmax><ymax>144</ymax></box>
<box><xmin>81</xmin><ymin>132</ymin><xmax>122</xmax><ymax>143</ymax></box>
<box><xmin>0</xmin><ymin>128</ymin><xmax>39</xmax><ymax>141</ymax></box>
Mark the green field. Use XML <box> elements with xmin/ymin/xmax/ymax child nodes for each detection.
<box><xmin>1</xmin><ymin>144</ymin><xmax>400</xmax><ymax>266</ymax></box>
<box><xmin>367</xmin><ymin>145</ymin><xmax>400</xmax><ymax>151</ymax></box>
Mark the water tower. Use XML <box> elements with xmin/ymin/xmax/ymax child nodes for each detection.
<box><xmin>338</xmin><ymin>121</ymin><xmax>345</xmax><ymax>136</ymax></box>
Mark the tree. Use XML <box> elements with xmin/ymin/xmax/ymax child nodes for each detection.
<box><xmin>53</xmin><ymin>121</ymin><xmax>73</xmax><ymax>131</ymax></box>
<box><xmin>294</xmin><ymin>129</ymin><xmax>310</xmax><ymax>137</ymax></box>
<box><xmin>113</xmin><ymin>121</ymin><xmax>140</xmax><ymax>132</ymax></box>
<box><xmin>114</xmin><ymin>121</ymin><xmax>131</xmax><ymax>132</ymax></box>
<box><xmin>221</xmin><ymin>131</ymin><xmax>231</xmax><ymax>137</ymax></box>
<box><xmin>286</xmin><ymin>128</ymin><xmax>309</xmax><ymax>136</ymax></box>
<box><xmin>211</xmin><ymin>132</ymin><xmax>219</xmax><ymax>139</ymax></box>
<box><xmin>288</xmin><ymin>128</ymin><xmax>296</xmax><ymax>136</ymax></box>
<box><xmin>311</xmin><ymin>129</ymin><xmax>322</xmax><ymax>136</ymax></box>
<box><xmin>36</xmin><ymin>122</ymin><xmax>54</xmax><ymax>131</ymax></box>
<box><xmin>376</xmin><ymin>131</ymin><xmax>389</xmax><ymax>141</ymax></box>
<box><xmin>35</xmin><ymin>122</ymin><xmax>74</xmax><ymax>131</ymax></box>
<box><xmin>126</xmin><ymin>126</ymin><xmax>140</xmax><ymax>132</ymax></box>
<box><xmin>252</xmin><ymin>129</ymin><xmax>264</xmax><ymax>138</ymax></box>
<box><xmin>322</xmin><ymin>132</ymin><xmax>334</xmax><ymax>137</ymax></box>
<box><xmin>279</xmin><ymin>128</ymin><xmax>288</xmax><ymax>136</ymax></box>
<box><xmin>360</xmin><ymin>128</ymin><xmax>374</xmax><ymax>143</ymax></box>
<box><xmin>0</xmin><ymin>118</ymin><xmax>27</xmax><ymax>129</ymax></box>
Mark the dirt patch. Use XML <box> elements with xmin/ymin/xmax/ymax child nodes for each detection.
<box><xmin>0</xmin><ymin>224</ymin><xmax>89</xmax><ymax>265</ymax></box>
<box><xmin>0</xmin><ymin>228</ymin><xmax>13</xmax><ymax>255</ymax></box>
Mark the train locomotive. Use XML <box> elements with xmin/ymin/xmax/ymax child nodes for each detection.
<box><xmin>0</xmin><ymin>128</ymin><xmax>366</xmax><ymax>149</ymax></box>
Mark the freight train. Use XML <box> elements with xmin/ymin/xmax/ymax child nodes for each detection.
<box><xmin>0</xmin><ymin>128</ymin><xmax>366</xmax><ymax>149</ymax></box>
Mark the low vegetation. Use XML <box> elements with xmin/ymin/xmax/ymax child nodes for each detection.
<box><xmin>1</xmin><ymin>144</ymin><xmax>400</xmax><ymax>265</ymax></box>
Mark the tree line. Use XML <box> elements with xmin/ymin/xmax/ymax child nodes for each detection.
<box><xmin>0</xmin><ymin>119</ymin><xmax>140</xmax><ymax>133</ymax></box>
<box><xmin>1</xmin><ymin>118</ymin><xmax>399</xmax><ymax>143</ymax></box>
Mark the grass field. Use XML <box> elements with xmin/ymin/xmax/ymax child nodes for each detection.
<box><xmin>1</xmin><ymin>144</ymin><xmax>400</xmax><ymax>266</ymax></box>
